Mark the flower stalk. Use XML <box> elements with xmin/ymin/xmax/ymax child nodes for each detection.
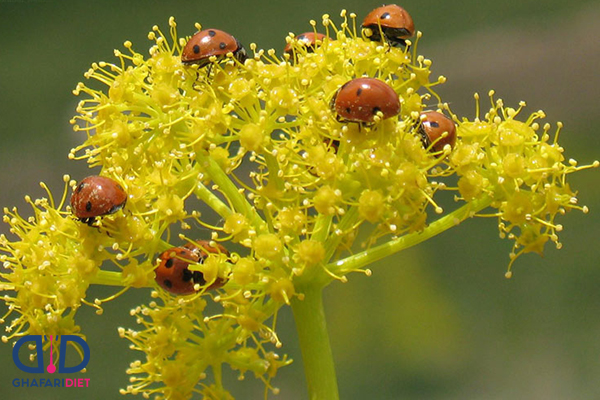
<box><xmin>329</xmin><ymin>195</ymin><xmax>493</xmax><ymax>275</ymax></box>
<box><xmin>91</xmin><ymin>270</ymin><xmax>129</xmax><ymax>287</ymax></box>
<box><xmin>291</xmin><ymin>284</ymin><xmax>339</xmax><ymax>400</ymax></box>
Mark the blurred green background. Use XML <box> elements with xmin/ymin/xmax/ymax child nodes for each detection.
<box><xmin>1</xmin><ymin>0</ymin><xmax>599</xmax><ymax>399</ymax></box>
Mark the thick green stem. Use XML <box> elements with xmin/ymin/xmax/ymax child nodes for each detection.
<box><xmin>291</xmin><ymin>284</ymin><xmax>339</xmax><ymax>400</ymax></box>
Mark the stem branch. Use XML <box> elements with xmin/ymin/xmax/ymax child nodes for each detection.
<box><xmin>328</xmin><ymin>196</ymin><xmax>492</xmax><ymax>274</ymax></box>
<box><xmin>198</xmin><ymin>152</ymin><xmax>267</xmax><ymax>232</ymax></box>
<box><xmin>90</xmin><ymin>270</ymin><xmax>129</xmax><ymax>287</ymax></box>
<box><xmin>194</xmin><ymin>181</ymin><xmax>233</xmax><ymax>219</ymax></box>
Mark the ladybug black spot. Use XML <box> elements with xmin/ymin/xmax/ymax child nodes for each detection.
<box><xmin>219</xmin><ymin>42</ymin><xmax>227</xmax><ymax>50</ymax></box>
<box><xmin>76</xmin><ymin>183</ymin><xmax>85</xmax><ymax>193</ymax></box>
<box><xmin>380</xmin><ymin>12</ymin><xmax>390</xmax><ymax>20</ymax></box>
<box><xmin>164</xmin><ymin>279</ymin><xmax>173</xmax><ymax>288</ymax></box>
<box><xmin>165</xmin><ymin>258</ymin><xmax>174</xmax><ymax>268</ymax></box>
<box><xmin>182</xmin><ymin>268</ymin><xmax>194</xmax><ymax>282</ymax></box>
<box><xmin>429</xmin><ymin>121</ymin><xmax>440</xmax><ymax>128</ymax></box>
<box><xmin>193</xmin><ymin>271</ymin><xmax>207</xmax><ymax>285</ymax></box>
<box><xmin>372</xmin><ymin>107</ymin><xmax>381</xmax><ymax>115</ymax></box>
<box><xmin>193</xmin><ymin>44</ymin><xmax>200</xmax><ymax>54</ymax></box>
<box><xmin>208</xmin><ymin>30</ymin><xmax>216</xmax><ymax>37</ymax></box>
<box><xmin>346</xmin><ymin>107</ymin><xmax>352</xmax><ymax>114</ymax></box>
<box><xmin>356</xmin><ymin>88</ymin><xmax>363</xmax><ymax>96</ymax></box>
<box><xmin>85</xmin><ymin>201</ymin><xmax>92</xmax><ymax>212</ymax></box>
<box><xmin>298</xmin><ymin>34</ymin><xmax>306</xmax><ymax>40</ymax></box>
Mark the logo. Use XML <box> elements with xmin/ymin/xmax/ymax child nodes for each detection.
<box><xmin>11</xmin><ymin>335</ymin><xmax>91</xmax><ymax>388</ymax></box>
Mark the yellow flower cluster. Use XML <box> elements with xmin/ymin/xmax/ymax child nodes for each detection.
<box><xmin>450</xmin><ymin>94</ymin><xmax>596</xmax><ymax>276</ymax></box>
<box><xmin>0</xmin><ymin>176</ymin><xmax>149</xmax><ymax>368</ymax></box>
<box><xmin>119</xmin><ymin>291</ymin><xmax>290</xmax><ymax>399</ymax></box>
<box><xmin>0</xmin><ymin>8</ymin><xmax>596</xmax><ymax>399</ymax></box>
<box><xmin>0</xmin><ymin>180</ymin><xmax>90</xmax><ymax>342</ymax></box>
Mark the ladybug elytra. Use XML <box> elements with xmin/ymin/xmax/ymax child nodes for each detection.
<box><xmin>154</xmin><ymin>240</ymin><xmax>229</xmax><ymax>295</ymax></box>
<box><xmin>70</xmin><ymin>175</ymin><xmax>127</xmax><ymax>225</ymax></box>
<box><xmin>362</xmin><ymin>4</ymin><xmax>415</xmax><ymax>47</ymax></box>
<box><xmin>416</xmin><ymin>111</ymin><xmax>457</xmax><ymax>155</ymax></box>
<box><xmin>284</xmin><ymin>32</ymin><xmax>328</xmax><ymax>56</ymax></box>
<box><xmin>331</xmin><ymin>77</ymin><xmax>400</xmax><ymax>124</ymax></box>
<box><xmin>181</xmin><ymin>28</ymin><xmax>247</xmax><ymax>68</ymax></box>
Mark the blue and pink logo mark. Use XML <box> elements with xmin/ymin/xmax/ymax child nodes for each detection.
<box><xmin>11</xmin><ymin>335</ymin><xmax>91</xmax><ymax>388</ymax></box>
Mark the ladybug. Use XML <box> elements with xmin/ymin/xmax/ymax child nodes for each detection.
<box><xmin>331</xmin><ymin>77</ymin><xmax>400</xmax><ymax>124</ymax></box>
<box><xmin>154</xmin><ymin>240</ymin><xmax>229</xmax><ymax>295</ymax></box>
<box><xmin>362</xmin><ymin>4</ymin><xmax>415</xmax><ymax>47</ymax></box>
<box><xmin>416</xmin><ymin>111</ymin><xmax>457</xmax><ymax>155</ymax></box>
<box><xmin>181</xmin><ymin>28</ymin><xmax>247</xmax><ymax>68</ymax></box>
<box><xmin>284</xmin><ymin>32</ymin><xmax>328</xmax><ymax>56</ymax></box>
<box><xmin>70</xmin><ymin>175</ymin><xmax>127</xmax><ymax>225</ymax></box>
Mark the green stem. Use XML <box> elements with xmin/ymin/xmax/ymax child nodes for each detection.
<box><xmin>194</xmin><ymin>181</ymin><xmax>233</xmax><ymax>219</ymax></box>
<box><xmin>90</xmin><ymin>270</ymin><xmax>130</xmax><ymax>287</ymax></box>
<box><xmin>312</xmin><ymin>214</ymin><xmax>333</xmax><ymax>243</ymax></box>
<box><xmin>328</xmin><ymin>195</ymin><xmax>493</xmax><ymax>274</ymax></box>
<box><xmin>198</xmin><ymin>151</ymin><xmax>267</xmax><ymax>232</ymax></box>
<box><xmin>323</xmin><ymin>206</ymin><xmax>359</xmax><ymax>262</ymax></box>
<box><xmin>291</xmin><ymin>284</ymin><xmax>339</xmax><ymax>400</ymax></box>
<box><xmin>265</xmin><ymin>153</ymin><xmax>284</xmax><ymax>191</ymax></box>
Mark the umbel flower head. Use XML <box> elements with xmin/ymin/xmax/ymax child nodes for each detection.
<box><xmin>1</xmin><ymin>6</ymin><xmax>597</xmax><ymax>399</ymax></box>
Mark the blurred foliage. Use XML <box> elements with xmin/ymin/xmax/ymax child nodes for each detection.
<box><xmin>1</xmin><ymin>0</ymin><xmax>599</xmax><ymax>399</ymax></box>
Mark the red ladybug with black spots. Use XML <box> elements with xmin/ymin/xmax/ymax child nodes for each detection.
<box><xmin>154</xmin><ymin>240</ymin><xmax>229</xmax><ymax>295</ymax></box>
<box><xmin>181</xmin><ymin>28</ymin><xmax>247</xmax><ymax>68</ymax></box>
<box><xmin>70</xmin><ymin>175</ymin><xmax>127</xmax><ymax>225</ymax></box>
<box><xmin>284</xmin><ymin>32</ymin><xmax>328</xmax><ymax>56</ymax></box>
<box><xmin>416</xmin><ymin>111</ymin><xmax>457</xmax><ymax>155</ymax></box>
<box><xmin>362</xmin><ymin>4</ymin><xmax>415</xmax><ymax>47</ymax></box>
<box><xmin>331</xmin><ymin>77</ymin><xmax>400</xmax><ymax>124</ymax></box>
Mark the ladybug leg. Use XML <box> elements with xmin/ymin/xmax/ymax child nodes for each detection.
<box><xmin>385</xmin><ymin>37</ymin><xmax>393</xmax><ymax>53</ymax></box>
<box><xmin>82</xmin><ymin>217</ymin><xmax>96</xmax><ymax>226</ymax></box>
<box><xmin>75</xmin><ymin>216</ymin><xmax>101</xmax><ymax>230</ymax></box>
<box><xmin>374</xmin><ymin>24</ymin><xmax>392</xmax><ymax>51</ymax></box>
<box><xmin>382</xmin><ymin>34</ymin><xmax>400</xmax><ymax>53</ymax></box>
<box><xmin>391</xmin><ymin>39</ymin><xmax>409</xmax><ymax>50</ymax></box>
<box><xmin>83</xmin><ymin>216</ymin><xmax>111</xmax><ymax>236</ymax></box>
<box><xmin>325</xmin><ymin>138</ymin><xmax>340</xmax><ymax>154</ymax></box>
<box><xmin>187</xmin><ymin>64</ymin><xmax>203</xmax><ymax>84</ymax></box>
<box><xmin>415</xmin><ymin>124</ymin><xmax>431</xmax><ymax>149</ymax></box>
<box><xmin>88</xmin><ymin>218</ymin><xmax>107</xmax><ymax>234</ymax></box>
